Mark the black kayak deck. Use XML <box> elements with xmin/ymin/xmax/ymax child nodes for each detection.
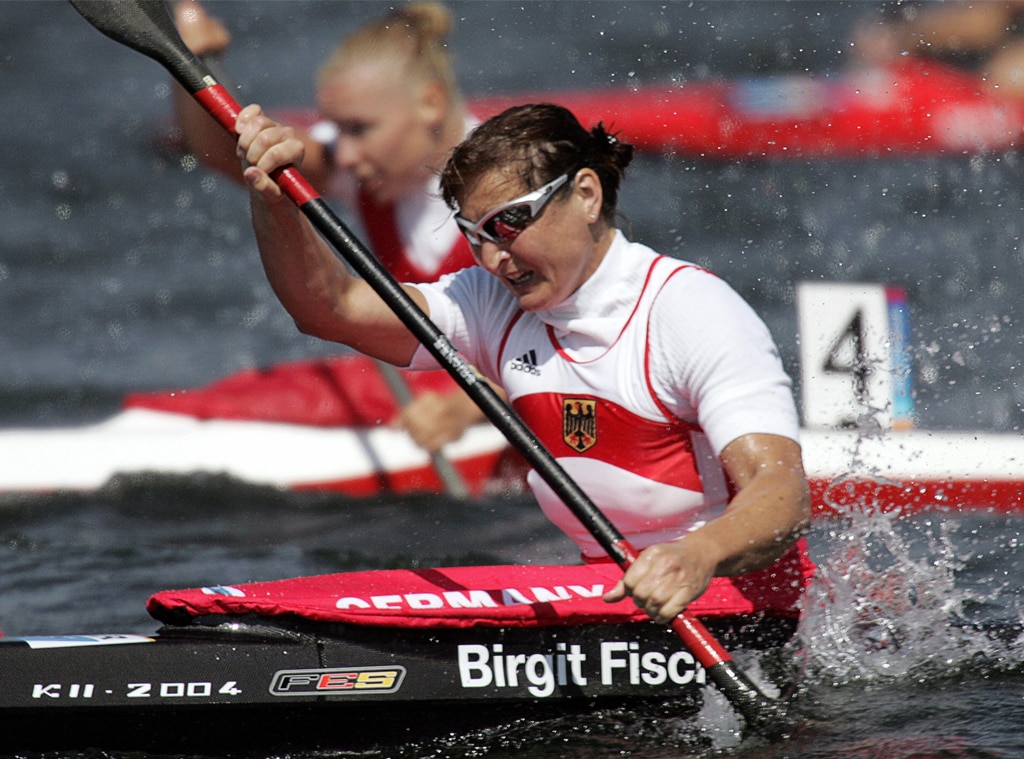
<box><xmin>1</xmin><ymin>613</ymin><xmax>794</xmax><ymax>754</ymax></box>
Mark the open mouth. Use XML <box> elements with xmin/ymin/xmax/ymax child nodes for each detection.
<box><xmin>506</xmin><ymin>271</ymin><xmax>534</xmax><ymax>289</ymax></box>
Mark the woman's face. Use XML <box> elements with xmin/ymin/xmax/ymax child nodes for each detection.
<box><xmin>316</xmin><ymin>60</ymin><xmax>444</xmax><ymax>204</ymax></box>
<box><xmin>459</xmin><ymin>169</ymin><xmax>610</xmax><ymax>312</ymax></box>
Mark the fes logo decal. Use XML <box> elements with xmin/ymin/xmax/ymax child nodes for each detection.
<box><xmin>270</xmin><ymin>667</ymin><xmax>406</xmax><ymax>696</ymax></box>
<box><xmin>562</xmin><ymin>398</ymin><xmax>597</xmax><ymax>452</ymax></box>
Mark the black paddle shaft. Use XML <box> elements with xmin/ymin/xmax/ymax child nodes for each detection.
<box><xmin>67</xmin><ymin>0</ymin><xmax>793</xmax><ymax>735</ymax></box>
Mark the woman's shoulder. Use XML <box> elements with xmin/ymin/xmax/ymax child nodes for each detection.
<box><xmin>614</xmin><ymin>235</ymin><xmax>708</xmax><ymax>280</ymax></box>
<box><xmin>436</xmin><ymin>265</ymin><xmax>515</xmax><ymax>308</ymax></box>
<box><xmin>649</xmin><ymin>258</ymin><xmax>761</xmax><ymax>327</ymax></box>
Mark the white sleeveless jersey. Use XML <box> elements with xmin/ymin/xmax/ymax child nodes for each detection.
<box><xmin>496</xmin><ymin>255</ymin><xmax>731</xmax><ymax>557</ymax></box>
<box><xmin>412</xmin><ymin>232</ymin><xmax>800</xmax><ymax>559</ymax></box>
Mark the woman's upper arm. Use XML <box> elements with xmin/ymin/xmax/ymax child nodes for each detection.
<box><xmin>720</xmin><ymin>432</ymin><xmax>806</xmax><ymax>491</ymax></box>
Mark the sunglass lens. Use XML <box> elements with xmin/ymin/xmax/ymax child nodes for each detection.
<box><xmin>484</xmin><ymin>204</ymin><xmax>532</xmax><ymax>242</ymax></box>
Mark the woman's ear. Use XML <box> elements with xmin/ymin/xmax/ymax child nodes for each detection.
<box><xmin>415</xmin><ymin>80</ymin><xmax>448</xmax><ymax>131</ymax></box>
<box><xmin>574</xmin><ymin>168</ymin><xmax>604</xmax><ymax>222</ymax></box>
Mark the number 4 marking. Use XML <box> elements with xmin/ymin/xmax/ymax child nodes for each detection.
<box><xmin>823</xmin><ymin>309</ymin><xmax>870</xmax><ymax>403</ymax></box>
<box><xmin>219</xmin><ymin>681</ymin><xmax>242</xmax><ymax>696</ymax></box>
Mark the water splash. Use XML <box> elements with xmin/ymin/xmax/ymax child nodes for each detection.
<box><xmin>796</xmin><ymin>509</ymin><xmax>1024</xmax><ymax>686</ymax></box>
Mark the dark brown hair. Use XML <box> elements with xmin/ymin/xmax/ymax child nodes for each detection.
<box><xmin>440</xmin><ymin>103</ymin><xmax>634</xmax><ymax>223</ymax></box>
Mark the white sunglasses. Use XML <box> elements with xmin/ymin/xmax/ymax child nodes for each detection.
<box><xmin>455</xmin><ymin>174</ymin><xmax>570</xmax><ymax>247</ymax></box>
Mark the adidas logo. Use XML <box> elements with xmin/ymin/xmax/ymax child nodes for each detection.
<box><xmin>509</xmin><ymin>349</ymin><xmax>541</xmax><ymax>376</ymax></box>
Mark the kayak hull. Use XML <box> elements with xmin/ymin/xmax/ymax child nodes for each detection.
<box><xmin>1</xmin><ymin>614</ymin><xmax>793</xmax><ymax>753</ymax></box>
<box><xmin>2</xmin><ymin>559</ymin><xmax>811</xmax><ymax>753</ymax></box>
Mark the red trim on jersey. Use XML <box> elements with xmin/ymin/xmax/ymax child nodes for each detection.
<box><xmin>513</xmin><ymin>393</ymin><xmax>703</xmax><ymax>491</ymax></box>
<box><xmin>643</xmin><ymin>262</ymin><xmax>698</xmax><ymax>421</ymax></box>
<box><xmin>545</xmin><ymin>256</ymin><xmax>665</xmax><ymax>364</ymax></box>
<box><xmin>642</xmin><ymin>263</ymin><xmax>738</xmax><ymax>500</ymax></box>
<box><xmin>497</xmin><ymin>309</ymin><xmax>527</xmax><ymax>366</ymax></box>
<box><xmin>356</xmin><ymin>187</ymin><xmax>474</xmax><ymax>283</ymax></box>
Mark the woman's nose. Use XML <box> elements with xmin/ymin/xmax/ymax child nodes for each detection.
<box><xmin>477</xmin><ymin>241</ymin><xmax>510</xmax><ymax>271</ymax></box>
<box><xmin>333</xmin><ymin>137</ymin><xmax>360</xmax><ymax>171</ymax></box>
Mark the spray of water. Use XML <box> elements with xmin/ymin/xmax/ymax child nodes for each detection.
<box><xmin>795</xmin><ymin>506</ymin><xmax>1024</xmax><ymax>686</ymax></box>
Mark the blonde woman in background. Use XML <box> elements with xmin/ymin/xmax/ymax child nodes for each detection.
<box><xmin>132</xmin><ymin>1</ymin><xmax>492</xmax><ymax>455</ymax></box>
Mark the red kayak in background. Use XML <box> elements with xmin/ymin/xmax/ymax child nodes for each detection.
<box><xmin>158</xmin><ymin>60</ymin><xmax>1023</xmax><ymax>159</ymax></box>
<box><xmin>240</xmin><ymin>60</ymin><xmax>1023</xmax><ymax>159</ymax></box>
<box><xmin>470</xmin><ymin>60</ymin><xmax>1024</xmax><ymax>158</ymax></box>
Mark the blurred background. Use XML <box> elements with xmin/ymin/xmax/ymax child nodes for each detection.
<box><xmin>3</xmin><ymin>1</ymin><xmax>1020</xmax><ymax>433</ymax></box>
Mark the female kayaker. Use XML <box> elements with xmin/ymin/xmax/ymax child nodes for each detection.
<box><xmin>235</xmin><ymin>100</ymin><xmax>812</xmax><ymax>622</ymax></box>
<box><xmin>132</xmin><ymin>0</ymin><xmax>486</xmax><ymax>453</ymax></box>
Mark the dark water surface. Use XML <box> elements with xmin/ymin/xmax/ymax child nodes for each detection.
<box><xmin>3</xmin><ymin>2</ymin><xmax>1024</xmax><ymax>757</ymax></box>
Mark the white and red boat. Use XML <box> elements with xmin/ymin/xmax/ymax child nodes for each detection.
<box><xmin>3</xmin><ymin>405</ymin><xmax>1021</xmax><ymax>517</ymax></box>
<box><xmin>0</xmin><ymin>403</ymin><xmax>520</xmax><ymax>498</ymax></box>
